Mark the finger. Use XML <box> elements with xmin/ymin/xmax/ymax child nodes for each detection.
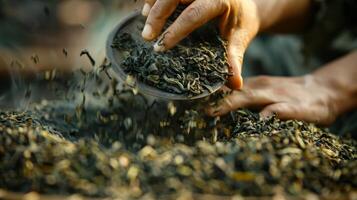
<box><xmin>260</xmin><ymin>103</ymin><xmax>335</xmax><ymax>126</ymax></box>
<box><xmin>244</xmin><ymin>76</ymin><xmax>275</xmax><ymax>89</ymax></box>
<box><xmin>260</xmin><ymin>103</ymin><xmax>313</xmax><ymax>123</ymax></box>
<box><xmin>245</xmin><ymin>76</ymin><xmax>298</xmax><ymax>89</ymax></box>
<box><xmin>226</xmin><ymin>29</ymin><xmax>253</xmax><ymax>90</ymax></box>
<box><xmin>219</xmin><ymin>85</ymin><xmax>231</xmax><ymax>93</ymax></box>
<box><xmin>143</xmin><ymin>0</ymin><xmax>195</xmax><ymax>17</ymax></box>
<box><xmin>206</xmin><ymin>89</ymin><xmax>274</xmax><ymax>116</ymax></box>
<box><xmin>260</xmin><ymin>103</ymin><xmax>292</xmax><ymax>119</ymax></box>
<box><xmin>142</xmin><ymin>0</ymin><xmax>180</xmax><ymax>41</ymax></box>
<box><xmin>142</xmin><ymin>0</ymin><xmax>156</xmax><ymax>16</ymax></box>
<box><xmin>153</xmin><ymin>0</ymin><xmax>227</xmax><ymax>52</ymax></box>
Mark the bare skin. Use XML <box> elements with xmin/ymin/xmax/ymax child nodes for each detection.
<box><xmin>141</xmin><ymin>0</ymin><xmax>311</xmax><ymax>89</ymax></box>
<box><xmin>207</xmin><ymin>52</ymin><xmax>357</xmax><ymax>125</ymax></box>
<box><xmin>141</xmin><ymin>0</ymin><xmax>357</xmax><ymax>125</ymax></box>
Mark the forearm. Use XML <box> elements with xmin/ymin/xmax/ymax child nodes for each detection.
<box><xmin>253</xmin><ymin>0</ymin><xmax>313</xmax><ymax>33</ymax></box>
<box><xmin>312</xmin><ymin>52</ymin><xmax>357</xmax><ymax>115</ymax></box>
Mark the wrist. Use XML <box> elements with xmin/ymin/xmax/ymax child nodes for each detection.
<box><xmin>312</xmin><ymin>52</ymin><xmax>357</xmax><ymax>116</ymax></box>
<box><xmin>311</xmin><ymin>72</ymin><xmax>357</xmax><ymax>117</ymax></box>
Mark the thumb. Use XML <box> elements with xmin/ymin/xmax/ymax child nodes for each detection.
<box><xmin>226</xmin><ymin>29</ymin><xmax>252</xmax><ymax>90</ymax></box>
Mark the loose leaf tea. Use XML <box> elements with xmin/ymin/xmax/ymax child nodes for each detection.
<box><xmin>0</xmin><ymin>5</ymin><xmax>356</xmax><ymax>199</ymax></box>
<box><xmin>111</xmin><ymin>8</ymin><xmax>230</xmax><ymax>97</ymax></box>
<box><xmin>80</xmin><ymin>49</ymin><xmax>96</xmax><ymax>67</ymax></box>
<box><xmin>0</xmin><ymin>66</ymin><xmax>356</xmax><ymax>199</ymax></box>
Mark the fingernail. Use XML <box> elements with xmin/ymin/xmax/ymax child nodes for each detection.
<box><xmin>142</xmin><ymin>3</ymin><xmax>151</xmax><ymax>16</ymax></box>
<box><xmin>153</xmin><ymin>42</ymin><xmax>165</xmax><ymax>52</ymax></box>
<box><xmin>228</xmin><ymin>75</ymin><xmax>243</xmax><ymax>90</ymax></box>
<box><xmin>260</xmin><ymin>112</ymin><xmax>273</xmax><ymax>119</ymax></box>
<box><xmin>142</xmin><ymin>24</ymin><xmax>154</xmax><ymax>40</ymax></box>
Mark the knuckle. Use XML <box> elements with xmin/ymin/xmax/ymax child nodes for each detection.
<box><xmin>242</xmin><ymin>88</ymin><xmax>255</xmax><ymax>99</ymax></box>
<box><xmin>223</xmin><ymin>97</ymin><xmax>234</xmax><ymax>110</ymax></box>
<box><xmin>184</xmin><ymin>6</ymin><xmax>201</xmax><ymax>22</ymax></box>
<box><xmin>149</xmin><ymin>0</ymin><xmax>171</xmax><ymax>20</ymax></box>
<box><xmin>255</xmin><ymin>76</ymin><xmax>272</xmax><ymax>85</ymax></box>
<box><xmin>150</xmin><ymin>7</ymin><xmax>164</xmax><ymax>20</ymax></box>
<box><xmin>237</xmin><ymin>30</ymin><xmax>251</xmax><ymax>45</ymax></box>
<box><xmin>235</xmin><ymin>54</ymin><xmax>244</xmax><ymax>65</ymax></box>
<box><xmin>273</xmin><ymin>87</ymin><xmax>288</xmax><ymax>96</ymax></box>
<box><xmin>218</xmin><ymin>0</ymin><xmax>229</xmax><ymax>10</ymax></box>
<box><xmin>242</xmin><ymin>33</ymin><xmax>252</xmax><ymax>46</ymax></box>
<box><xmin>222</xmin><ymin>92</ymin><xmax>241</xmax><ymax>111</ymax></box>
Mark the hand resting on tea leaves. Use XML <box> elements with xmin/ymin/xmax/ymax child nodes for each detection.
<box><xmin>140</xmin><ymin>0</ymin><xmax>312</xmax><ymax>90</ymax></box>
<box><xmin>206</xmin><ymin>52</ymin><xmax>357</xmax><ymax>125</ymax></box>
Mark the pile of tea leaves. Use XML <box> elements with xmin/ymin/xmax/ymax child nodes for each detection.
<box><xmin>0</xmin><ymin>68</ymin><xmax>356</xmax><ymax>199</ymax></box>
<box><xmin>111</xmin><ymin>9</ymin><xmax>229</xmax><ymax>97</ymax></box>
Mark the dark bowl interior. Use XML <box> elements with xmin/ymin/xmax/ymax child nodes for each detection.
<box><xmin>106</xmin><ymin>12</ymin><xmax>225</xmax><ymax>100</ymax></box>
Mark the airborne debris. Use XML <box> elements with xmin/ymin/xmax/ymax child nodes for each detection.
<box><xmin>0</xmin><ymin>5</ymin><xmax>355</xmax><ymax>199</ymax></box>
<box><xmin>80</xmin><ymin>49</ymin><xmax>96</xmax><ymax>67</ymax></box>
<box><xmin>0</xmin><ymin>68</ymin><xmax>355</xmax><ymax>199</ymax></box>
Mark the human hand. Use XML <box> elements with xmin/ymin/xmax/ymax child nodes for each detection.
<box><xmin>206</xmin><ymin>75</ymin><xmax>344</xmax><ymax>125</ymax></box>
<box><xmin>140</xmin><ymin>0</ymin><xmax>261</xmax><ymax>90</ymax></box>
